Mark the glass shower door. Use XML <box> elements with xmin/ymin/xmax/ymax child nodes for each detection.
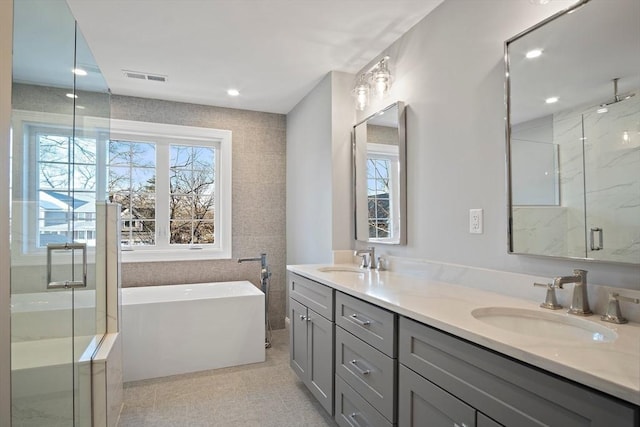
<box><xmin>582</xmin><ymin>95</ymin><xmax>640</xmax><ymax>263</ymax></box>
<box><xmin>10</xmin><ymin>0</ymin><xmax>110</xmax><ymax>425</ymax></box>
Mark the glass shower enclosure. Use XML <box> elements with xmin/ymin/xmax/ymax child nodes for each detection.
<box><xmin>10</xmin><ymin>0</ymin><xmax>110</xmax><ymax>425</ymax></box>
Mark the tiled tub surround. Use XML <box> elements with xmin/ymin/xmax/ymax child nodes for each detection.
<box><xmin>287</xmin><ymin>262</ymin><xmax>640</xmax><ymax>406</ymax></box>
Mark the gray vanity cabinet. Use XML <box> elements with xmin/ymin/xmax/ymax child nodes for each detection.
<box><xmin>398</xmin><ymin>316</ymin><xmax>639</xmax><ymax>427</ymax></box>
<box><xmin>289</xmin><ymin>273</ymin><xmax>335</xmax><ymax>415</ymax></box>
<box><xmin>334</xmin><ymin>291</ymin><xmax>398</xmax><ymax>427</ymax></box>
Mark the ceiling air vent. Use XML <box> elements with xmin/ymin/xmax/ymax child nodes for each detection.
<box><xmin>123</xmin><ymin>70</ymin><xmax>167</xmax><ymax>82</ymax></box>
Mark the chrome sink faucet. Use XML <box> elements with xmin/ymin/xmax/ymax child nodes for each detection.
<box><xmin>354</xmin><ymin>246</ymin><xmax>376</xmax><ymax>269</ymax></box>
<box><xmin>553</xmin><ymin>269</ymin><xmax>592</xmax><ymax>316</ymax></box>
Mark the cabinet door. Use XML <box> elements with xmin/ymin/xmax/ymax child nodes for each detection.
<box><xmin>289</xmin><ymin>298</ymin><xmax>308</xmax><ymax>380</ymax></box>
<box><xmin>308</xmin><ymin>308</ymin><xmax>334</xmax><ymax>415</ymax></box>
<box><xmin>399</xmin><ymin>365</ymin><xmax>475</xmax><ymax>427</ymax></box>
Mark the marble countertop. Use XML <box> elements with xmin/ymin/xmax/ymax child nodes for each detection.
<box><xmin>287</xmin><ymin>264</ymin><xmax>640</xmax><ymax>406</ymax></box>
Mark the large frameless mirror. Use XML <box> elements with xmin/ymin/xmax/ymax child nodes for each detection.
<box><xmin>505</xmin><ymin>0</ymin><xmax>640</xmax><ymax>265</ymax></box>
<box><xmin>354</xmin><ymin>102</ymin><xmax>406</xmax><ymax>245</ymax></box>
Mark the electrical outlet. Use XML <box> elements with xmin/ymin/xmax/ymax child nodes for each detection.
<box><xmin>469</xmin><ymin>209</ymin><xmax>483</xmax><ymax>234</ymax></box>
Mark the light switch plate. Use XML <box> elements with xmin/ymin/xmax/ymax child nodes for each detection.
<box><xmin>469</xmin><ymin>209</ymin><xmax>483</xmax><ymax>234</ymax></box>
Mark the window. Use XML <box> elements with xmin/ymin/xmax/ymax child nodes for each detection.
<box><xmin>366</xmin><ymin>143</ymin><xmax>400</xmax><ymax>242</ymax></box>
<box><xmin>13</xmin><ymin>111</ymin><xmax>232</xmax><ymax>262</ymax></box>
<box><xmin>367</xmin><ymin>157</ymin><xmax>391</xmax><ymax>239</ymax></box>
<box><xmin>109</xmin><ymin>119</ymin><xmax>232</xmax><ymax>261</ymax></box>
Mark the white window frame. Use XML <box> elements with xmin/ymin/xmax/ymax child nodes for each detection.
<box><xmin>110</xmin><ymin>119</ymin><xmax>232</xmax><ymax>262</ymax></box>
<box><xmin>366</xmin><ymin>142</ymin><xmax>400</xmax><ymax>243</ymax></box>
<box><xmin>11</xmin><ymin>111</ymin><xmax>232</xmax><ymax>265</ymax></box>
<box><xmin>10</xmin><ymin>110</ymin><xmax>110</xmax><ymax>266</ymax></box>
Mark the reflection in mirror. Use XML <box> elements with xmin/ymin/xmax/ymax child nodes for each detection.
<box><xmin>506</xmin><ymin>0</ymin><xmax>640</xmax><ymax>265</ymax></box>
<box><xmin>354</xmin><ymin>102</ymin><xmax>406</xmax><ymax>245</ymax></box>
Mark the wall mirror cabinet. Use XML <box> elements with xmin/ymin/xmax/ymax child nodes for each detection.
<box><xmin>353</xmin><ymin>102</ymin><xmax>406</xmax><ymax>245</ymax></box>
<box><xmin>506</xmin><ymin>0</ymin><xmax>639</xmax><ymax>265</ymax></box>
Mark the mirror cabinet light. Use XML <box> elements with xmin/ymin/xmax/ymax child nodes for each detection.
<box><xmin>352</xmin><ymin>56</ymin><xmax>393</xmax><ymax>111</ymax></box>
<box><xmin>505</xmin><ymin>0</ymin><xmax>640</xmax><ymax>265</ymax></box>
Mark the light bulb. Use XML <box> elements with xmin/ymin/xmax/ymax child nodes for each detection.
<box><xmin>372</xmin><ymin>61</ymin><xmax>391</xmax><ymax>99</ymax></box>
<box><xmin>526</xmin><ymin>49</ymin><xmax>543</xmax><ymax>59</ymax></box>
<box><xmin>353</xmin><ymin>74</ymin><xmax>370</xmax><ymax>111</ymax></box>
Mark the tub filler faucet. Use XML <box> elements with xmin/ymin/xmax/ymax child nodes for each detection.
<box><xmin>238</xmin><ymin>253</ymin><xmax>271</xmax><ymax>288</ymax></box>
<box><xmin>238</xmin><ymin>253</ymin><xmax>272</xmax><ymax>347</ymax></box>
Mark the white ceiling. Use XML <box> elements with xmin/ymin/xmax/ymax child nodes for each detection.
<box><xmin>64</xmin><ymin>0</ymin><xmax>445</xmax><ymax>114</ymax></box>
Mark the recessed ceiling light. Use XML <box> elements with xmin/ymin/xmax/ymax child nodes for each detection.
<box><xmin>72</xmin><ymin>68</ymin><xmax>87</xmax><ymax>76</ymax></box>
<box><xmin>525</xmin><ymin>49</ymin><xmax>543</xmax><ymax>59</ymax></box>
<box><xmin>545</xmin><ymin>97</ymin><xmax>559</xmax><ymax>104</ymax></box>
<box><xmin>227</xmin><ymin>89</ymin><xmax>240</xmax><ymax>97</ymax></box>
<box><xmin>66</xmin><ymin>93</ymin><xmax>78</xmax><ymax>99</ymax></box>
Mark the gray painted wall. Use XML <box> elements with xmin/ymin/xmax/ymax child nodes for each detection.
<box><xmin>350</xmin><ymin>0</ymin><xmax>639</xmax><ymax>288</ymax></box>
<box><xmin>286</xmin><ymin>73</ymin><xmax>334</xmax><ymax>264</ymax></box>
<box><xmin>286</xmin><ymin>71</ymin><xmax>355</xmax><ymax>265</ymax></box>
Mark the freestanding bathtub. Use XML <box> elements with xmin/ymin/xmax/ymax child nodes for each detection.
<box><xmin>121</xmin><ymin>281</ymin><xmax>265</xmax><ymax>382</ymax></box>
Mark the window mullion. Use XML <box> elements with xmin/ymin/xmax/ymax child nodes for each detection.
<box><xmin>155</xmin><ymin>142</ymin><xmax>170</xmax><ymax>248</ymax></box>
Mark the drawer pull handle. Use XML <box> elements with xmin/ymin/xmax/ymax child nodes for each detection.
<box><xmin>349</xmin><ymin>359</ymin><xmax>371</xmax><ymax>376</ymax></box>
<box><xmin>349</xmin><ymin>412</ymin><xmax>365</xmax><ymax>427</ymax></box>
<box><xmin>299</xmin><ymin>314</ymin><xmax>306</xmax><ymax>321</ymax></box>
<box><xmin>350</xmin><ymin>313</ymin><xmax>371</xmax><ymax>327</ymax></box>
<box><xmin>454</xmin><ymin>423</ymin><xmax>469</xmax><ymax>427</ymax></box>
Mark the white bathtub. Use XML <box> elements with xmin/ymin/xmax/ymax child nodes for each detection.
<box><xmin>121</xmin><ymin>281</ymin><xmax>265</xmax><ymax>382</ymax></box>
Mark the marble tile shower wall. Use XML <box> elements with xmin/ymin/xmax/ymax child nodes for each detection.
<box><xmin>111</xmin><ymin>95</ymin><xmax>287</xmax><ymax>329</ymax></box>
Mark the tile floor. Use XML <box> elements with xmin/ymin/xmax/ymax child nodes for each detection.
<box><xmin>117</xmin><ymin>329</ymin><xmax>338</xmax><ymax>426</ymax></box>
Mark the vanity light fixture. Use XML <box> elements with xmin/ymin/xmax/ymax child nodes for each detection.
<box><xmin>227</xmin><ymin>88</ymin><xmax>240</xmax><ymax>97</ymax></box>
<box><xmin>352</xmin><ymin>56</ymin><xmax>393</xmax><ymax>111</ymax></box>
<box><xmin>72</xmin><ymin>68</ymin><xmax>87</xmax><ymax>76</ymax></box>
<box><xmin>545</xmin><ymin>96</ymin><xmax>558</xmax><ymax>104</ymax></box>
<box><xmin>525</xmin><ymin>49</ymin><xmax>543</xmax><ymax>59</ymax></box>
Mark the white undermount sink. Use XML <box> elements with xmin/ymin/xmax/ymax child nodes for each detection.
<box><xmin>317</xmin><ymin>266</ymin><xmax>365</xmax><ymax>274</ymax></box>
<box><xmin>472</xmin><ymin>307</ymin><xmax>617</xmax><ymax>343</ymax></box>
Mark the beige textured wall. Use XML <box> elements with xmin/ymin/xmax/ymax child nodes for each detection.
<box><xmin>112</xmin><ymin>95</ymin><xmax>287</xmax><ymax>329</ymax></box>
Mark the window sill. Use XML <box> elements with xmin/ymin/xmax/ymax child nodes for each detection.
<box><xmin>121</xmin><ymin>247</ymin><xmax>232</xmax><ymax>263</ymax></box>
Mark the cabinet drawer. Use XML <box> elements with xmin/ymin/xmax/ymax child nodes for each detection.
<box><xmin>335</xmin><ymin>375</ymin><xmax>393</xmax><ymax>427</ymax></box>
<box><xmin>399</xmin><ymin>316</ymin><xmax>639</xmax><ymax>427</ymax></box>
<box><xmin>336</xmin><ymin>291</ymin><xmax>396</xmax><ymax>357</ymax></box>
<box><xmin>398</xmin><ymin>364</ymin><xmax>475</xmax><ymax>427</ymax></box>
<box><xmin>336</xmin><ymin>327</ymin><xmax>396</xmax><ymax>422</ymax></box>
<box><xmin>478</xmin><ymin>413</ymin><xmax>503</xmax><ymax>427</ymax></box>
<box><xmin>289</xmin><ymin>273</ymin><xmax>334</xmax><ymax>321</ymax></box>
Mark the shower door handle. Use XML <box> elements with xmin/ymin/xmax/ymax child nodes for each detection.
<box><xmin>46</xmin><ymin>243</ymin><xmax>87</xmax><ymax>289</ymax></box>
<box><xmin>590</xmin><ymin>227</ymin><xmax>603</xmax><ymax>251</ymax></box>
